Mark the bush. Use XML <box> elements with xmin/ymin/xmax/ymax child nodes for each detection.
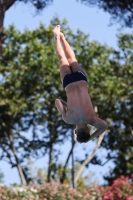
<box><xmin>88</xmin><ymin>174</ymin><xmax>133</xmax><ymax>200</ymax></box>
<box><xmin>0</xmin><ymin>182</ymin><xmax>90</xmax><ymax>200</ymax></box>
<box><xmin>0</xmin><ymin>175</ymin><xmax>133</xmax><ymax>200</ymax></box>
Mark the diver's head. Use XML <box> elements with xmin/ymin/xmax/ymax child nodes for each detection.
<box><xmin>74</xmin><ymin>125</ymin><xmax>90</xmax><ymax>143</ymax></box>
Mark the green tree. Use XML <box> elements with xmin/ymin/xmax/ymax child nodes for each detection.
<box><xmin>0</xmin><ymin>0</ymin><xmax>52</xmax><ymax>54</ymax></box>
<box><xmin>1</xmin><ymin>0</ymin><xmax>133</xmax><ymax>54</ymax></box>
<box><xmin>0</xmin><ymin>17</ymin><xmax>70</xmax><ymax>184</ymax></box>
<box><xmin>1</xmin><ymin>16</ymin><xmax>133</xmax><ymax>186</ymax></box>
<box><xmin>61</xmin><ymin>24</ymin><xmax>133</xmax><ymax>184</ymax></box>
<box><xmin>101</xmin><ymin>33</ymin><xmax>133</xmax><ymax>184</ymax></box>
<box><xmin>74</xmin><ymin>30</ymin><xmax>133</xmax><ymax>184</ymax></box>
<box><xmin>24</xmin><ymin>158</ymin><xmax>99</xmax><ymax>191</ymax></box>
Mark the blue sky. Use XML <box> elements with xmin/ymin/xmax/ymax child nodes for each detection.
<box><xmin>1</xmin><ymin>0</ymin><xmax>131</xmax><ymax>186</ymax></box>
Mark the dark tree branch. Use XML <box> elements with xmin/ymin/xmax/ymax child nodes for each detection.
<box><xmin>19</xmin><ymin>0</ymin><xmax>53</xmax><ymax>10</ymax></box>
<box><xmin>0</xmin><ymin>4</ymin><xmax>5</xmax><ymax>54</ymax></box>
<box><xmin>0</xmin><ymin>0</ymin><xmax>16</xmax><ymax>54</ymax></box>
<box><xmin>74</xmin><ymin>132</ymin><xmax>106</xmax><ymax>183</ymax></box>
<box><xmin>78</xmin><ymin>0</ymin><xmax>133</xmax><ymax>28</ymax></box>
<box><xmin>2</xmin><ymin>147</ymin><xmax>13</xmax><ymax>164</ymax></box>
<box><xmin>5</xmin><ymin>0</ymin><xmax>16</xmax><ymax>11</ymax></box>
<box><xmin>60</xmin><ymin>139</ymin><xmax>76</xmax><ymax>183</ymax></box>
<box><xmin>100</xmin><ymin>156</ymin><xmax>118</xmax><ymax>166</ymax></box>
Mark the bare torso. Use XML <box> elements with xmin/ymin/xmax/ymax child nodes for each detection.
<box><xmin>64</xmin><ymin>80</ymin><xmax>95</xmax><ymax>124</ymax></box>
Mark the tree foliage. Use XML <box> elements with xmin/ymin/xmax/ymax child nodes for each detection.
<box><xmin>78</xmin><ymin>0</ymin><xmax>133</xmax><ymax>28</ymax></box>
<box><xmin>1</xmin><ymin>0</ymin><xmax>133</xmax><ymax>53</ymax></box>
<box><xmin>75</xmin><ymin>29</ymin><xmax>133</xmax><ymax>184</ymax></box>
<box><xmin>17</xmin><ymin>0</ymin><xmax>53</xmax><ymax>10</ymax></box>
<box><xmin>0</xmin><ymin>17</ymin><xmax>71</xmax><ymax>184</ymax></box>
<box><xmin>65</xmin><ymin>21</ymin><xmax>133</xmax><ymax>183</ymax></box>
<box><xmin>0</xmin><ymin>0</ymin><xmax>52</xmax><ymax>54</ymax></box>
<box><xmin>0</xmin><ymin>16</ymin><xmax>133</xmax><ymax>185</ymax></box>
<box><xmin>102</xmin><ymin>33</ymin><xmax>133</xmax><ymax>184</ymax></box>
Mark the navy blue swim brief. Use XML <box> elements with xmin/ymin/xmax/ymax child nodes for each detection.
<box><xmin>63</xmin><ymin>71</ymin><xmax>87</xmax><ymax>88</ymax></box>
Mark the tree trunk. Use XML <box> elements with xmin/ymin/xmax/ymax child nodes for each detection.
<box><xmin>8</xmin><ymin>132</ymin><xmax>26</xmax><ymax>184</ymax></box>
<box><xmin>47</xmin><ymin>143</ymin><xmax>53</xmax><ymax>182</ymax></box>
<box><xmin>71</xmin><ymin>129</ymin><xmax>75</xmax><ymax>188</ymax></box>
<box><xmin>60</xmin><ymin>131</ymin><xmax>76</xmax><ymax>184</ymax></box>
<box><xmin>4</xmin><ymin>0</ymin><xmax>16</xmax><ymax>11</ymax></box>
<box><xmin>0</xmin><ymin>2</ymin><xmax>5</xmax><ymax>54</ymax></box>
<box><xmin>7</xmin><ymin>115</ymin><xmax>26</xmax><ymax>184</ymax></box>
<box><xmin>74</xmin><ymin>131</ymin><xmax>106</xmax><ymax>184</ymax></box>
<box><xmin>47</xmin><ymin>126</ymin><xmax>54</xmax><ymax>183</ymax></box>
<box><xmin>0</xmin><ymin>0</ymin><xmax>16</xmax><ymax>54</ymax></box>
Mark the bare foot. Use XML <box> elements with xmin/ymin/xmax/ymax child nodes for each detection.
<box><xmin>59</xmin><ymin>32</ymin><xmax>64</xmax><ymax>38</ymax></box>
<box><xmin>53</xmin><ymin>25</ymin><xmax>60</xmax><ymax>37</ymax></box>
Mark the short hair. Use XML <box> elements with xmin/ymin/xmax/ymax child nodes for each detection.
<box><xmin>75</xmin><ymin>128</ymin><xmax>91</xmax><ymax>143</ymax></box>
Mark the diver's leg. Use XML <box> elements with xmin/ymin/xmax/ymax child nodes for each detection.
<box><xmin>60</xmin><ymin>32</ymin><xmax>86</xmax><ymax>74</ymax></box>
<box><xmin>53</xmin><ymin>25</ymin><xmax>71</xmax><ymax>83</ymax></box>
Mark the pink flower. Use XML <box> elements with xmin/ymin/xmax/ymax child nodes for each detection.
<box><xmin>119</xmin><ymin>175</ymin><xmax>124</xmax><ymax>179</ymax></box>
<box><xmin>117</xmin><ymin>193</ymin><xmax>122</xmax><ymax>198</ymax></box>
<box><xmin>126</xmin><ymin>197</ymin><xmax>133</xmax><ymax>200</ymax></box>
<box><xmin>103</xmin><ymin>196</ymin><xmax>109</xmax><ymax>200</ymax></box>
<box><xmin>106</xmin><ymin>192</ymin><xmax>113</xmax><ymax>198</ymax></box>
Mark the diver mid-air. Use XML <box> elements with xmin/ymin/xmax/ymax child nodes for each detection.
<box><xmin>53</xmin><ymin>25</ymin><xmax>108</xmax><ymax>143</ymax></box>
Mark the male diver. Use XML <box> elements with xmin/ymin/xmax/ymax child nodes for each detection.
<box><xmin>53</xmin><ymin>25</ymin><xmax>108</xmax><ymax>143</ymax></box>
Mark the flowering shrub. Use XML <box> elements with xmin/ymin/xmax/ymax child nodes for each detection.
<box><xmin>88</xmin><ymin>174</ymin><xmax>133</xmax><ymax>200</ymax></box>
<box><xmin>0</xmin><ymin>175</ymin><xmax>133</xmax><ymax>200</ymax></box>
<box><xmin>0</xmin><ymin>182</ymin><xmax>90</xmax><ymax>200</ymax></box>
